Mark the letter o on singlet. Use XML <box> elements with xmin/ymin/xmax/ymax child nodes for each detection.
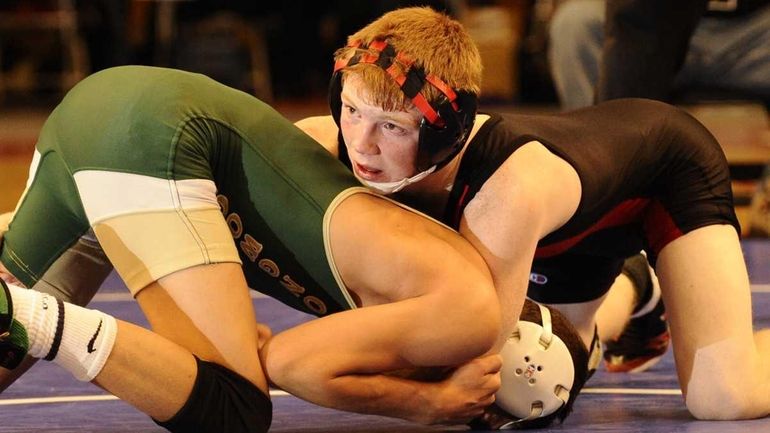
<box><xmin>304</xmin><ymin>296</ymin><xmax>327</xmax><ymax>315</ymax></box>
<box><xmin>226</xmin><ymin>213</ymin><xmax>243</xmax><ymax>238</ymax></box>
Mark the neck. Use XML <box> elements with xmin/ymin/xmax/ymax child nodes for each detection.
<box><xmin>395</xmin><ymin>158</ymin><xmax>459</xmax><ymax>218</ymax></box>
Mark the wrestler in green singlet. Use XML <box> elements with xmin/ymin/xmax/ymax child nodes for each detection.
<box><xmin>1</xmin><ymin>66</ymin><xmax>366</xmax><ymax>315</ymax></box>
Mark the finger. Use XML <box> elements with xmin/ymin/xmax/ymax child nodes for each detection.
<box><xmin>479</xmin><ymin>385</ymin><xmax>499</xmax><ymax>401</ymax></box>
<box><xmin>478</xmin><ymin>353</ymin><xmax>503</xmax><ymax>373</ymax></box>
<box><xmin>486</xmin><ymin>371</ymin><xmax>502</xmax><ymax>390</ymax></box>
<box><xmin>482</xmin><ymin>393</ymin><xmax>496</xmax><ymax>407</ymax></box>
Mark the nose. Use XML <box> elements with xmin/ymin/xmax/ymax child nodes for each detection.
<box><xmin>348</xmin><ymin>122</ymin><xmax>380</xmax><ymax>155</ymax></box>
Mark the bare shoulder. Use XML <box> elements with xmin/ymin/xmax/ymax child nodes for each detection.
<box><xmin>463</xmin><ymin>140</ymin><xmax>581</xmax><ymax>240</ymax></box>
<box><xmin>331</xmin><ymin>193</ymin><xmax>457</xmax><ymax>253</ymax></box>
<box><xmin>295</xmin><ymin>115</ymin><xmax>339</xmax><ymax>156</ymax></box>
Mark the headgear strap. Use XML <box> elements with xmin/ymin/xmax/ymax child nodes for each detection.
<box><xmin>334</xmin><ymin>39</ymin><xmax>466</xmax><ymax>127</ymax></box>
<box><xmin>329</xmin><ymin>38</ymin><xmax>478</xmax><ymax>173</ymax></box>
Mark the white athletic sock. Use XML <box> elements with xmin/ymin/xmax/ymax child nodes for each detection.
<box><xmin>8</xmin><ymin>283</ymin><xmax>117</xmax><ymax>381</ymax></box>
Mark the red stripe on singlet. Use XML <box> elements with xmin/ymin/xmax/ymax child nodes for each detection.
<box><xmin>452</xmin><ymin>184</ymin><xmax>471</xmax><ymax>227</ymax></box>
<box><xmin>643</xmin><ymin>200</ymin><xmax>684</xmax><ymax>254</ymax></box>
<box><xmin>535</xmin><ymin>198</ymin><xmax>651</xmax><ymax>258</ymax></box>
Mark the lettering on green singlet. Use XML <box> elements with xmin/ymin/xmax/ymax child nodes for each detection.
<box><xmin>217</xmin><ymin>194</ymin><xmax>328</xmax><ymax>315</ymax></box>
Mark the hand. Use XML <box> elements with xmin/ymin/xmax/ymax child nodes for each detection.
<box><xmin>419</xmin><ymin>354</ymin><xmax>502</xmax><ymax>425</ymax></box>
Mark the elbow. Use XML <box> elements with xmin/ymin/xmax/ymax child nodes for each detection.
<box><xmin>264</xmin><ymin>337</ymin><xmax>350</xmax><ymax>409</ymax></box>
<box><xmin>434</xmin><ymin>281</ymin><xmax>501</xmax><ymax>360</ymax></box>
<box><xmin>262</xmin><ymin>337</ymin><xmax>293</xmax><ymax>390</ymax></box>
<box><xmin>467</xmin><ymin>287</ymin><xmax>502</xmax><ymax>354</ymax></box>
<box><xmin>263</xmin><ymin>335</ymin><xmax>323</xmax><ymax>396</ymax></box>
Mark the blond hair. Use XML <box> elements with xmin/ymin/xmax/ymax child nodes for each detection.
<box><xmin>334</xmin><ymin>7</ymin><xmax>482</xmax><ymax>112</ymax></box>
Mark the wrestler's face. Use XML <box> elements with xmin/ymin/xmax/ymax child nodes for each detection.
<box><xmin>339</xmin><ymin>74</ymin><xmax>421</xmax><ymax>182</ymax></box>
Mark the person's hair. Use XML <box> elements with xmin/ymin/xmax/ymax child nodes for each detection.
<box><xmin>333</xmin><ymin>6</ymin><xmax>482</xmax><ymax>112</ymax></box>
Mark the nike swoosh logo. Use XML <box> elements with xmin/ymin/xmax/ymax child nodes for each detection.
<box><xmin>87</xmin><ymin>319</ymin><xmax>103</xmax><ymax>354</ymax></box>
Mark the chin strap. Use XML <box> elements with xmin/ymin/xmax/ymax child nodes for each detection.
<box><xmin>355</xmin><ymin>165</ymin><xmax>436</xmax><ymax>194</ymax></box>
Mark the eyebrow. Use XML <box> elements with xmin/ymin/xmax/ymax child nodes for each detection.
<box><xmin>341</xmin><ymin>91</ymin><xmax>419</xmax><ymax>127</ymax></box>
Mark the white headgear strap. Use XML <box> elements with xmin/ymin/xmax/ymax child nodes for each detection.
<box><xmin>355</xmin><ymin>165</ymin><xmax>436</xmax><ymax>194</ymax></box>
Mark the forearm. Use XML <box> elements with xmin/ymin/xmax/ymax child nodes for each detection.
<box><xmin>313</xmin><ymin>372</ymin><xmax>443</xmax><ymax>423</ymax></box>
<box><xmin>262</xmin><ymin>299</ymin><xmax>497</xmax><ymax>423</ymax></box>
<box><xmin>267</xmin><ymin>342</ymin><xmax>490</xmax><ymax>425</ymax></box>
<box><xmin>262</xmin><ymin>317</ymin><xmax>439</xmax><ymax>423</ymax></box>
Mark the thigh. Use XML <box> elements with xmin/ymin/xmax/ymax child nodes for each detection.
<box><xmin>0</xmin><ymin>151</ymin><xmax>92</xmax><ymax>289</ymax></box>
<box><xmin>75</xmin><ymin>166</ymin><xmax>264</xmax><ymax>387</ymax></box>
<box><xmin>136</xmin><ymin>262</ymin><xmax>267</xmax><ymax>391</ymax></box>
<box><xmin>655</xmin><ymin>224</ymin><xmax>755</xmax><ymax>391</ymax></box>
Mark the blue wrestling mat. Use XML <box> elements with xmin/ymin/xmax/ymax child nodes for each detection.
<box><xmin>2</xmin><ymin>239</ymin><xmax>770</xmax><ymax>432</ymax></box>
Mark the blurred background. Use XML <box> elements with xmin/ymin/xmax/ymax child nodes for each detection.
<box><xmin>0</xmin><ymin>0</ymin><xmax>556</xmax><ymax>210</ymax></box>
<box><xmin>0</xmin><ymin>0</ymin><xmax>768</xmax><ymax>234</ymax></box>
<box><xmin>0</xmin><ymin>0</ymin><xmax>553</xmax><ymax>107</ymax></box>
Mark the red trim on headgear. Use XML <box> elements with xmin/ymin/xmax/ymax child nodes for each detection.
<box><xmin>426</xmin><ymin>74</ymin><xmax>459</xmax><ymax>110</ymax></box>
<box><xmin>395</xmin><ymin>51</ymin><xmax>414</xmax><ymax>69</ymax></box>
<box><xmin>335</xmin><ymin>39</ymin><xmax>456</xmax><ymax>127</ymax></box>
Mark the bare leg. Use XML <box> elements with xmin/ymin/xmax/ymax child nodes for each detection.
<box><xmin>656</xmin><ymin>224</ymin><xmax>770</xmax><ymax>419</ymax></box>
<box><xmin>93</xmin><ymin>321</ymin><xmax>198</xmax><ymax>419</ymax></box>
<box><xmin>131</xmin><ymin>262</ymin><xmax>268</xmax><ymax>421</ymax></box>
<box><xmin>2</xmin><ymin>263</ymin><xmax>267</xmax><ymax>424</ymax></box>
<box><xmin>546</xmin><ymin>296</ymin><xmax>605</xmax><ymax>349</ymax></box>
<box><xmin>595</xmin><ymin>273</ymin><xmax>636</xmax><ymax>341</ymax></box>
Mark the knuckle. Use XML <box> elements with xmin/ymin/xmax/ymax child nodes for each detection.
<box><xmin>490</xmin><ymin>375</ymin><xmax>502</xmax><ymax>389</ymax></box>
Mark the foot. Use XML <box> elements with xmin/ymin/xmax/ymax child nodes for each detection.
<box><xmin>0</xmin><ymin>279</ymin><xmax>29</xmax><ymax>370</ymax></box>
<box><xmin>603</xmin><ymin>256</ymin><xmax>670</xmax><ymax>373</ymax></box>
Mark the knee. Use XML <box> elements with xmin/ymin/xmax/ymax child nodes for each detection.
<box><xmin>156</xmin><ymin>358</ymin><xmax>272</xmax><ymax>433</ymax></box>
<box><xmin>685</xmin><ymin>356</ymin><xmax>761</xmax><ymax>420</ymax></box>
<box><xmin>685</xmin><ymin>381</ymin><xmax>754</xmax><ymax>420</ymax></box>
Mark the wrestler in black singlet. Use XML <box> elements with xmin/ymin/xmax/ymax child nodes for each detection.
<box><xmin>340</xmin><ymin>98</ymin><xmax>739</xmax><ymax>304</ymax></box>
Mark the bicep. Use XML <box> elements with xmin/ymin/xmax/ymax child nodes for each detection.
<box><xmin>459</xmin><ymin>185</ymin><xmax>546</xmax><ymax>343</ymax></box>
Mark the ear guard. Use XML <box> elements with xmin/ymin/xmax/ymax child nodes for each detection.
<box><xmin>469</xmin><ymin>299</ymin><xmax>592</xmax><ymax>430</ymax></box>
<box><xmin>497</xmin><ymin>302</ymin><xmax>575</xmax><ymax>423</ymax></box>
<box><xmin>328</xmin><ymin>39</ymin><xmax>477</xmax><ymax>172</ymax></box>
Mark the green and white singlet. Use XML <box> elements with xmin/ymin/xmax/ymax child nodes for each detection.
<box><xmin>1</xmin><ymin>66</ymin><xmax>367</xmax><ymax>316</ymax></box>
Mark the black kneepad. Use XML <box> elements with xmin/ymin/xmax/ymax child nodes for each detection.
<box><xmin>155</xmin><ymin>357</ymin><xmax>272</xmax><ymax>433</ymax></box>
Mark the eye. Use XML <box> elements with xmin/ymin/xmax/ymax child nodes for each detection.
<box><xmin>383</xmin><ymin>122</ymin><xmax>407</xmax><ymax>135</ymax></box>
<box><xmin>342</xmin><ymin>104</ymin><xmax>356</xmax><ymax>115</ymax></box>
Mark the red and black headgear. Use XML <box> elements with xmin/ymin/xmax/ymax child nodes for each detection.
<box><xmin>329</xmin><ymin>39</ymin><xmax>478</xmax><ymax>172</ymax></box>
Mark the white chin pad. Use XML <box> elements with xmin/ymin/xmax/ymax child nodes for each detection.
<box><xmin>496</xmin><ymin>305</ymin><xmax>575</xmax><ymax>420</ymax></box>
<box><xmin>357</xmin><ymin>165</ymin><xmax>436</xmax><ymax>194</ymax></box>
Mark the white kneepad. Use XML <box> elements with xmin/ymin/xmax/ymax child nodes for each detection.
<box><xmin>495</xmin><ymin>302</ymin><xmax>576</xmax><ymax>428</ymax></box>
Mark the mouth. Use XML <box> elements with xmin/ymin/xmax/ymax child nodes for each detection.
<box><xmin>353</xmin><ymin>161</ymin><xmax>384</xmax><ymax>181</ymax></box>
